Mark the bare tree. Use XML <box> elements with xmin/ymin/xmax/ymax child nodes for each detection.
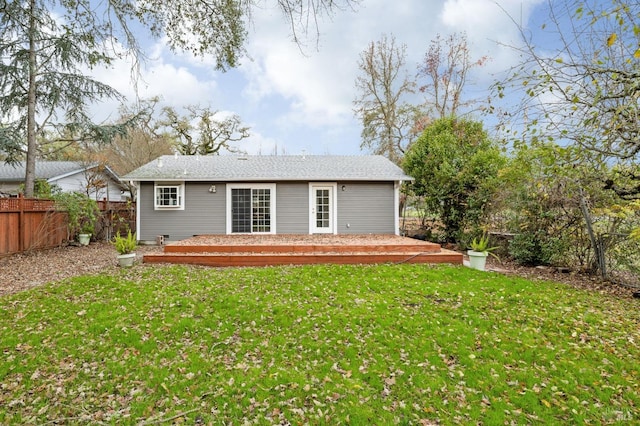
<box><xmin>162</xmin><ymin>106</ymin><xmax>250</xmax><ymax>156</ymax></box>
<box><xmin>418</xmin><ymin>32</ymin><xmax>489</xmax><ymax>120</ymax></box>
<box><xmin>98</xmin><ymin>99</ymin><xmax>175</xmax><ymax>176</ymax></box>
<box><xmin>353</xmin><ymin>34</ymin><xmax>420</xmax><ymax>165</ymax></box>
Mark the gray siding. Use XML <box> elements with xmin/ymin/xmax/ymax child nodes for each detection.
<box><xmin>139</xmin><ymin>180</ymin><xmax>397</xmax><ymax>240</ymax></box>
<box><xmin>139</xmin><ymin>182</ymin><xmax>226</xmax><ymax>241</ymax></box>
<box><xmin>275</xmin><ymin>182</ymin><xmax>309</xmax><ymax>234</ymax></box>
<box><xmin>337</xmin><ymin>181</ymin><xmax>395</xmax><ymax>234</ymax></box>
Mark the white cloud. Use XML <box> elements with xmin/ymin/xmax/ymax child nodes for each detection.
<box><xmin>440</xmin><ymin>0</ymin><xmax>546</xmax><ymax>76</ymax></box>
<box><xmin>441</xmin><ymin>0</ymin><xmax>543</xmax><ymax>31</ymax></box>
<box><xmin>88</xmin><ymin>43</ymin><xmax>219</xmax><ymax>123</ymax></box>
<box><xmin>139</xmin><ymin>62</ymin><xmax>217</xmax><ymax>105</ymax></box>
<box><xmin>237</xmin><ymin>130</ymin><xmax>280</xmax><ymax>155</ymax></box>
<box><xmin>241</xmin><ymin>20</ymin><xmax>356</xmax><ymax>127</ymax></box>
<box><xmin>239</xmin><ymin>0</ymin><xmax>454</xmax><ymax>133</ymax></box>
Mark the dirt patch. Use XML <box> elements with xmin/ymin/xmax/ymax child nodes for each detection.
<box><xmin>0</xmin><ymin>242</ymin><xmax>160</xmax><ymax>297</ymax></box>
<box><xmin>482</xmin><ymin>257</ymin><xmax>638</xmax><ymax>299</ymax></box>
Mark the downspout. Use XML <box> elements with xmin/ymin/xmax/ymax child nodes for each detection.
<box><xmin>105</xmin><ymin>181</ymin><xmax>110</xmax><ymax>241</ymax></box>
<box><xmin>135</xmin><ymin>181</ymin><xmax>141</xmax><ymax>243</ymax></box>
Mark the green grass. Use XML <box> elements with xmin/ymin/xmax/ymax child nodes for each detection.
<box><xmin>0</xmin><ymin>264</ymin><xmax>638</xmax><ymax>424</ymax></box>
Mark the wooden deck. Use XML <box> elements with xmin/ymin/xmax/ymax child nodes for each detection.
<box><xmin>143</xmin><ymin>235</ymin><xmax>463</xmax><ymax>267</ymax></box>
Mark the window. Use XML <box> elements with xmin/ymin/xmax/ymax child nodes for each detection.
<box><xmin>154</xmin><ymin>183</ymin><xmax>184</xmax><ymax>210</ymax></box>
<box><xmin>251</xmin><ymin>188</ymin><xmax>271</xmax><ymax>233</ymax></box>
<box><xmin>315</xmin><ymin>189</ymin><xmax>330</xmax><ymax>228</ymax></box>
<box><xmin>227</xmin><ymin>184</ymin><xmax>275</xmax><ymax>234</ymax></box>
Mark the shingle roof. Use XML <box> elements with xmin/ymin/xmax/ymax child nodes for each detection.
<box><xmin>124</xmin><ymin>155</ymin><xmax>413</xmax><ymax>182</ymax></box>
<box><xmin>0</xmin><ymin>161</ymin><xmax>123</xmax><ymax>184</ymax></box>
<box><xmin>0</xmin><ymin>161</ymin><xmax>87</xmax><ymax>181</ymax></box>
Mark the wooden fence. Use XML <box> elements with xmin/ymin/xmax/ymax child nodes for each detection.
<box><xmin>0</xmin><ymin>197</ymin><xmax>135</xmax><ymax>257</ymax></box>
<box><xmin>96</xmin><ymin>199</ymin><xmax>136</xmax><ymax>241</ymax></box>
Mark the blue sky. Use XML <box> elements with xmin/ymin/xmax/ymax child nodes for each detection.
<box><xmin>92</xmin><ymin>0</ymin><xmax>549</xmax><ymax>156</ymax></box>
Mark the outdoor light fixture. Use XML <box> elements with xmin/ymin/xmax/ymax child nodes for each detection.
<box><xmin>341</xmin><ymin>185</ymin><xmax>346</xmax><ymax>191</ymax></box>
<box><xmin>209</xmin><ymin>185</ymin><xmax>216</xmax><ymax>193</ymax></box>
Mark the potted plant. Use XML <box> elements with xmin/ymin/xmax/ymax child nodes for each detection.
<box><xmin>78</xmin><ymin>222</ymin><xmax>94</xmax><ymax>246</ymax></box>
<box><xmin>467</xmin><ymin>234</ymin><xmax>499</xmax><ymax>271</ymax></box>
<box><xmin>114</xmin><ymin>230</ymin><xmax>137</xmax><ymax>267</ymax></box>
<box><xmin>55</xmin><ymin>192</ymin><xmax>99</xmax><ymax>245</ymax></box>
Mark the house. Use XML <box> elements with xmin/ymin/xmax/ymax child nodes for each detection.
<box><xmin>0</xmin><ymin>161</ymin><xmax>128</xmax><ymax>201</ymax></box>
<box><xmin>124</xmin><ymin>155</ymin><xmax>412</xmax><ymax>242</ymax></box>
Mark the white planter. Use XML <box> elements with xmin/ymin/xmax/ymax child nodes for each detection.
<box><xmin>468</xmin><ymin>250</ymin><xmax>488</xmax><ymax>271</ymax></box>
<box><xmin>117</xmin><ymin>253</ymin><xmax>136</xmax><ymax>268</ymax></box>
<box><xmin>78</xmin><ymin>233</ymin><xmax>91</xmax><ymax>246</ymax></box>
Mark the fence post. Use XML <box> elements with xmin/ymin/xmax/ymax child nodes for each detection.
<box><xmin>18</xmin><ymin>194</ymin><xmax>24</xmax><ymax>252</ymax></box>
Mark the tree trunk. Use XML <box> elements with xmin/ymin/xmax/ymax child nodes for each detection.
<box><xmin>24</xmin><ymin>0</ymin><xmax>38</xmax><ymax>198</ymax></box>
<box><xmin>579</xmin><ymin>188</ymin><xmax>607</xmax><ymax>279</ymax></box>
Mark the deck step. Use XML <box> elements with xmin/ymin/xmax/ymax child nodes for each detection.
<box><xmin>143</xmin><ymin>235</ymin><xmax>463</xmax><ymax>267</ymax></box>
<box><xmin>143</xmin><ymin>249</ymin><xmax>463</xmax><ymax>267</ymax></box>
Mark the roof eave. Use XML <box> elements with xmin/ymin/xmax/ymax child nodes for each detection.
<box><xmin>125</xmin><ymin>176</ymin><xmax>413</xmax><ymax>182</ymax></box>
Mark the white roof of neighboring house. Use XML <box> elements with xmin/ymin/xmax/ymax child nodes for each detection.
<box><xmin>124</xmin><ymin>155</ymin><xmax>413</xmax><ymax>182</ymax></box>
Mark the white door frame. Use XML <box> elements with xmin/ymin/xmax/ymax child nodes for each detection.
<box><xmin>309</xmin><ymin>182</ymin><xmax>337</xmax><ymax>234</ymax></box>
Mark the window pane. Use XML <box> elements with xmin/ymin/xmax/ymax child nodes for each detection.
<box><xmin>316</xmin><ymin>189</ymin><xmax>330</xmax><ymax>228</ymax></box>
<box><xmin>156</xmin><ymin>186</ymin><xmax>180</xmax><ymax>206</ymax></box>
<box><xmin>252</xmin><ymin>188</ymin><xmax>271</xmax><ymax>233</ymax></box>
<box><xmin>232</xmin><ymin>189</ymin><xmax>251</xmax><ymax>233</ymax></box>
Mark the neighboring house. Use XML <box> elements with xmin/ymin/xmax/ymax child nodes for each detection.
<box><xmin>0</xmin><ymin>161</ymin><xmax>128</xmax><ymax>201</ymax></box>
<box><xmin>124</xmin><ymin>155</ymin><xmax>413</xmax><ymax>242</ymax></box>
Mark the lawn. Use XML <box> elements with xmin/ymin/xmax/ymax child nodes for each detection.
<box><xmin>0</xmin><ymin>264</ymin><xmax>638</xmax><ymax>424</ymax></box>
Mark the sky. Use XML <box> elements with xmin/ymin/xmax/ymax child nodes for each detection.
<box><xmin>92</xmin><ymin>0</ymin><xmax>549</xmax><ymax>156</ymax></box>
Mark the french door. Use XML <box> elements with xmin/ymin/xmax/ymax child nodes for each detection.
<box><xmin>310</xmin><ymin>184</ymin><xmax>336</xmax><ymax>234</ymax></box>
<box><xmin>230</xmin><ymin>185</ymin><xmax>274</xmax><ymax>234</ymax></box>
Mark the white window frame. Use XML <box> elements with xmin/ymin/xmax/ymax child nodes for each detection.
<box><xmin>154</xmin><ymin>182</ymin><xmax>185</xmax><ymax>210</ymax></box>
<box><xmin>226</xmin><ymin>183</ymin><xmax>276</xmax><ymax>234</ymax></box>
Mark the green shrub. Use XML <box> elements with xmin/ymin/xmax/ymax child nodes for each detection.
<box><xmin>403</xmin><ymin>117</ymin><xmax>506</xmax><ymax>244</ymax></box>
<box><xmin>509</xmin><ymin>232</ymin><xmax>567</xmax><ymax>266</ymax></box>
<box><xmin>509</xmin><ymin>233</ymin><xmax>542</xmax><ymax>266</ymax></box>
<box><xmin>54</xmin><ymin>192</ymin><xmax>100</xmax><ymax>239</ymax></box>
